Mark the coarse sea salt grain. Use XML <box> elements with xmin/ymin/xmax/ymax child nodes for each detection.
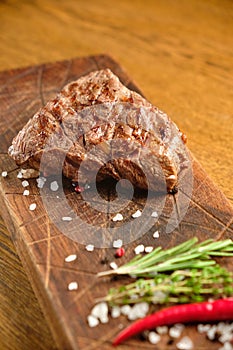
<box><xmin>36</xmin><ymin>177</ymin><xmax>46</xmax><ymax>189</ymax></box>
<box><xmin>132</xmin><ymin>210</ymin><xmax>142</xmax><ymax>218</ymax></box>
<box><xmin>17</xmin><ymin>171</ymin><xmax>23</xmax><ymax>179</ymax></box>
<box><xmin>120</xmin><ymin>305</ymin><xmax>131</xmax><ymax>316</ymax></box>
<box><xmin>219</xmin><ymin>333</ymin><xmax>233</xmax><ymax>344</ymax></box>
<box><xmin>29</xmin><ymin>203</ymin><xmax>36</xmax><ymax>211</ymax></box>
<box><xmin>219</xmin><ymin>343</ymin><xmax>233</xmax><ymax>350</ymax></box>
<box><xmin>197</xmin><ymin>324</ymin><xmax>211</xmax><ymax>333</ymax></box>
<box><xmin>23</xmin><ymin>189</ymin><xmax>30</xmax><ymax>196</ymax></box>
<box><xmin>113</xmin><ymin>239</ymin><xmax>123</xmax><ymax>248</ymax></box>
<box><xmin>21</xmin><ymin>168</ymin><xmax>39</xmax><ymax>179</ymax></box>
<box><xmin>151</xmin><ymin>211</ymin><xmax>158</xmax><ymax>218</ymax></box>
<box><xmin>207</xmin><ymin>325</ymin><xmax>217</xmax><ymax>340</ymax></box>
<box><xmin>112</xmin><ymin>213</ymin><xmax>123</xmax><ymax>222</ymax></box>
<box><xmin>127</xmin><ymin>302</ymin><xmax>149</xmax><ymax>321</ymax></box>
<box><xmin>111</xmin><ymin>306</ymin><xmax>121</xmax><ymax>319</ymax></box>
<box><xmin>145</xmin><ymin>246</ymin><xmax>153</xmax><ymax>253</ymax></box>
<box><xmin>1</xmin><ymin>171</ymin><xmax>7</xmax><ymax>177</ymax></box>
<box><xmin>65</xmin><ymin>254</ymin><xmax>77</xmax><ymax>262</ymax></box>
<box><xmin>91</xmin><ymin>302</ymin><xmax>109</xmax><ymax>324</ymax></box>
<box><xmin>85</xmin><ymin>244</ymin><xmax>94</xmax><ymax>252</ymax></box>
<box><xmin>169</xmin><ymin>325</ymin><xmax>183</xmax><ymax>338</ymax></box>
<box><xmin>156</xmin><ymin>326</ymin><xmax>168</xmax><ymax>335</ymax></box>
<box><xmin>62</xmin><ymin>216</ymin><xmax>73</xmax><ymax>222</ymax></box>
<box><xmin>22</xmin><ymin>180</ymin><xmax>29</xmax><ymax>187</ymax></box>
<box><xmin>110</xmin><ymin>262</ymin><xmax>118</xmax><ymax>270</ymax></box>
<box><xmin>87</xmin><ymin>315</ymin><xmax>99</xmax><ymax>328</ymax></box>
<box><xmin>148</xmin><ymin>331</ymin><xmax>161</xmax><ymax>345</ymax></box>
<box><xmin>153</xmin><ymin>230</ymin><xmax>160</xmax><ymax>239</ymax></box>
<box><xmin>134</xmin><ymin>244</ymin><xmax>144</xmax><ymax>255</ymax></box>
<box><xmin>68</xmin><ymin>281</ymin><xmax>78</xmax><ymax>291</ymax></box>
<box><xmin>176</xmin><ymin>336</ymin><xmax>193</xmax><ymax>350</ymax></box>
<box><xmin>50</xmin><ymin>180</ymin><xmax>59</xmax><ymax>191</ymax></box>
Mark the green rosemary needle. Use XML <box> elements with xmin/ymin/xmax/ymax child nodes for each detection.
<box><xmin>99</xmin><ymin>265</ymin><xmax>233</xmax><ymax>306</ymax></box>
<box><xmin>98</xmin><ymin>238</ymin><xmax>233</xmax><ymax>278</ymax></box>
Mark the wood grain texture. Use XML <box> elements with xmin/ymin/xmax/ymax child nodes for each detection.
<box><xmin>0</xmin><ymin>55</ymin><xmax>233</xmax><ymax>350</ymax></box>
<box><xmin>0</xmin><ymin>1</ymin><xmax>232</xmax><ymax>349</ymax></box>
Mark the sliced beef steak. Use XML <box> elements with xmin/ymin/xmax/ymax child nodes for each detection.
<box><xmin>8</xmin><ymin>69</ymin><xmax>189</xmax><ymax>192</ymax></box>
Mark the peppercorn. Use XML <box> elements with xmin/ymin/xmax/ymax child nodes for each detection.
<box><xmin>115</xmin><ymin>247</ymin><xmax>125</xmax><ymax>258</ymax></box>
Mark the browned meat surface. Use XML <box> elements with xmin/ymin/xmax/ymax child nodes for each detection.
<box><xmin>8</xmin><ymin>69</ymin><xmax>189</xmax><ymax>192</ymax></box>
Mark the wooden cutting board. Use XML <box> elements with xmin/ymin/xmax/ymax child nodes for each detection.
<box><xmin>0</xmin><ymin>55</ymin><xmax>233</xmax><ymax>350</ymax></box>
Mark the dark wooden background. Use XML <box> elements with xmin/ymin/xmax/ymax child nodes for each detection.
<box><xmin>0</xmin><ymin>1</ymin><xmax>232</xmax><ymax>349</ymax></box>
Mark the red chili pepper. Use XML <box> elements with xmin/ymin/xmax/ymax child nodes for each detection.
<box><xmin>113</xmin><ymin>298</ymin><xmax>233</xmax><ymax>346</ymax></box>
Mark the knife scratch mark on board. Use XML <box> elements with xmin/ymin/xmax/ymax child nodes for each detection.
<box><xmin>217</xmin><ymin>216</ymin><xmax>233</xmax><ymax>240</ymax></box>
<box><xmin>45</xmin><ymin>217</ymin><xmax>51</xmax><ymax>287</ymax></box>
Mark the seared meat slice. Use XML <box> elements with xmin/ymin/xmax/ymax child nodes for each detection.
<box><xmin>8</xmin><ymin>69</ymin><xmax>188</xmax><ymax>192</ymax></box>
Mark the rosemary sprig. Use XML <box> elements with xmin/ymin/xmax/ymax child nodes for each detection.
<box><xmin>98</xmin><ymin>265</ymin><xmax>233</xmax><ymax>306</ymax></box>
<box><xmin>98</xmin><ymin>238</ymin><xmax>233</xmax><ymax>278</ymax></box>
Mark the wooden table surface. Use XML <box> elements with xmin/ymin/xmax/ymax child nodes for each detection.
<box><xmin>0</xmin><ymin>1</ymin><xmax>232</xmax><ymax>349</ymax></box>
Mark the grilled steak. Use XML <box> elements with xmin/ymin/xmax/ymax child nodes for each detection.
<box><xmin>8</xmin><ymin>69</ymin><xmax>189</xmax><ymax>192</ymax></box>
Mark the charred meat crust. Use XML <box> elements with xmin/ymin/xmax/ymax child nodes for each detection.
<box><xmin>8</xmin><ymin>69</ymin><xmax>188</xmax><ymax>192</ymax></box>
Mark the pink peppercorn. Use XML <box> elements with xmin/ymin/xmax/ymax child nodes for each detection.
<box><xmin>75</xmin><ymin>185</ymin><xmax>84</xmax><ymax>193</ymax></box>
<box><xmin>115</xmin><ymin>247</ymin><xmax>125</xmax><ymax>258</ymax></box>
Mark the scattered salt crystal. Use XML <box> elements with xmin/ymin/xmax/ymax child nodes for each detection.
<box><xmin>68</xmin><ymin>281</ymin><xmax>78</xmax><ymax>291</ymax></box>
<box><xmin>174</xmin><ymin>323</ymin><xmax>185</xmax><ymax>331</ymax></box>
<box><xmin>151</xmin><ymin>211</ymin><xmax>158</xmax><ymax>218</ymax></box>
<box><xmin>219</xmin><ymin>343</ymin><xmax>233</xmax><ymax>350</ymax></box>
<box><xmin>134</xmin><ymin>244</ymin><xmax>144</xmax><ymax>255</ymax></box>
<box><xmin>112</xmin><ymin>213</ymin><xmax>123</xmax><ymax>222</ymax></box>
<box><xmin>169</xmin><ymin>325</ymin><xmax>183</xmax><ymax>338</ymax></box>
<box><xmin>137</xmin><ymin>302</ymin><xmax>149</xmax><ymax>314</ymax></box>
<box><xmin>217</xmin><ymin>322</ymin><xmax>232</xmax><ymax>332</ymax></box>
<box><xmin>23</xmin><ymin>189</ymin><xmax>29</xmax><ymax>196</ymax></box>
<box><xmin>176</xmin><ymin>336</ymin><xmax>193</xmax><ymax>350</ymax></box>
<box><xmin>127</xmin><ymin>302</ymin><xmax>149</xmax><ymax>321</ymax></box>
<box><xmin>197</xmin><ymin>324</ymin><xmax>211</xmax><ymax>333</ymax></box>
<box><xmin>36</xmin><ymin>177</ymin><xmax>46</xmax><ymax>189</ymax></box>
<box><xmin>153</xmin><ymin>230</ymin><xmax>160</xmax><ymax>239</ymax></box>
<box><xmin>87</xmin><ymin>315</ymin><xmax>99</xmax><ymax>328</ymax></box>
<box><xmin>111</xmin><ymin>306</ymin><xmax>121</xmax><ymax>319</ymax></box>
<box><xmin>21</xmin><ymin>168</ymin><xmax>39</xmax><ymax>179</ymax></box>
<box><xmin>29</xmin><ymin>203</ymin><xmax>36</xmax><ymax>211</ymax></box>
<box><xmin>65</xmin><ymin>254</ymin><xmax>77</xmax><ymax>262</ymax></box>
<box><xmin>207</xmin><ymin>325</ymin><xmax>217</xmax><ymax>340</ymax></box>
<box><xmin>110</xmin><ymin>262</ymin><xmax>118</xmax><ymax>270</ymax></box>
<box><xmin>1</xmin><ymin>171</ymin><xmax>7</xmax><ymax>177</ymax></box>
<box><xmin>100</xmin><ymin>316</ymin><xmax>109</xmax><ymax>324</ymax></box>
<box><xmin>17</xmin><ymin>170</ymin><xmax>23</xmax><ymax>178</ymax></box>
<box><xmin>145</xmin><ymin>246</ymin><xmax>153</xmax><ymax>253</ymax></box>
<box><xmin>219</xmin><ymin>333</ymin><xmax>233</xmax><ymax>344</ymax></box>
<box><xmin>62</xmin><ymin>216</ymin><xmax>72</xmax><ymax>222</ymax></box>
<box><xmin>132</xmin><ymin>210</ymin><xmax>142</xmax><ymax>218</ymax></box>
<box><xmin>85</xmin><ymin>244</ymin><xmax>94</xmax><ymax>252</ymax></box>
<box><xmin>91</xmin><ymin>302</ymin><xmax>108</xmax><ymax>324</ymax></box>
<box><xmin>50</xmin><ymin>180</ymin><xmax>59</xmax><ymax>191</ymax></box>
<box><xmin>121</xmin><ymin>305</ymin><xmax>131</xmax><ymax>316</ymax></box>
<box><xmin>113</xmin><ymin>239</ymin><xmax>123</xmax><ymax>248</ymax></box>
<box><xmin>127</xmin><ymin>309</ymin><xmax>141</xmax><ymax>321</ymax></box>
<box><xmin>148</xmin><ymin>331</ymin><xmax>161</xmax><ymax>344</ymax></box>
<box><xmin>156</xmin><ymin>326</ymin><xmax>168</xmax><ymax>335</ymax></box>
<box><xmin>22</xmin><ymin>180</ymin><xmax>29</xmax><ymax>187</ymax></box>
